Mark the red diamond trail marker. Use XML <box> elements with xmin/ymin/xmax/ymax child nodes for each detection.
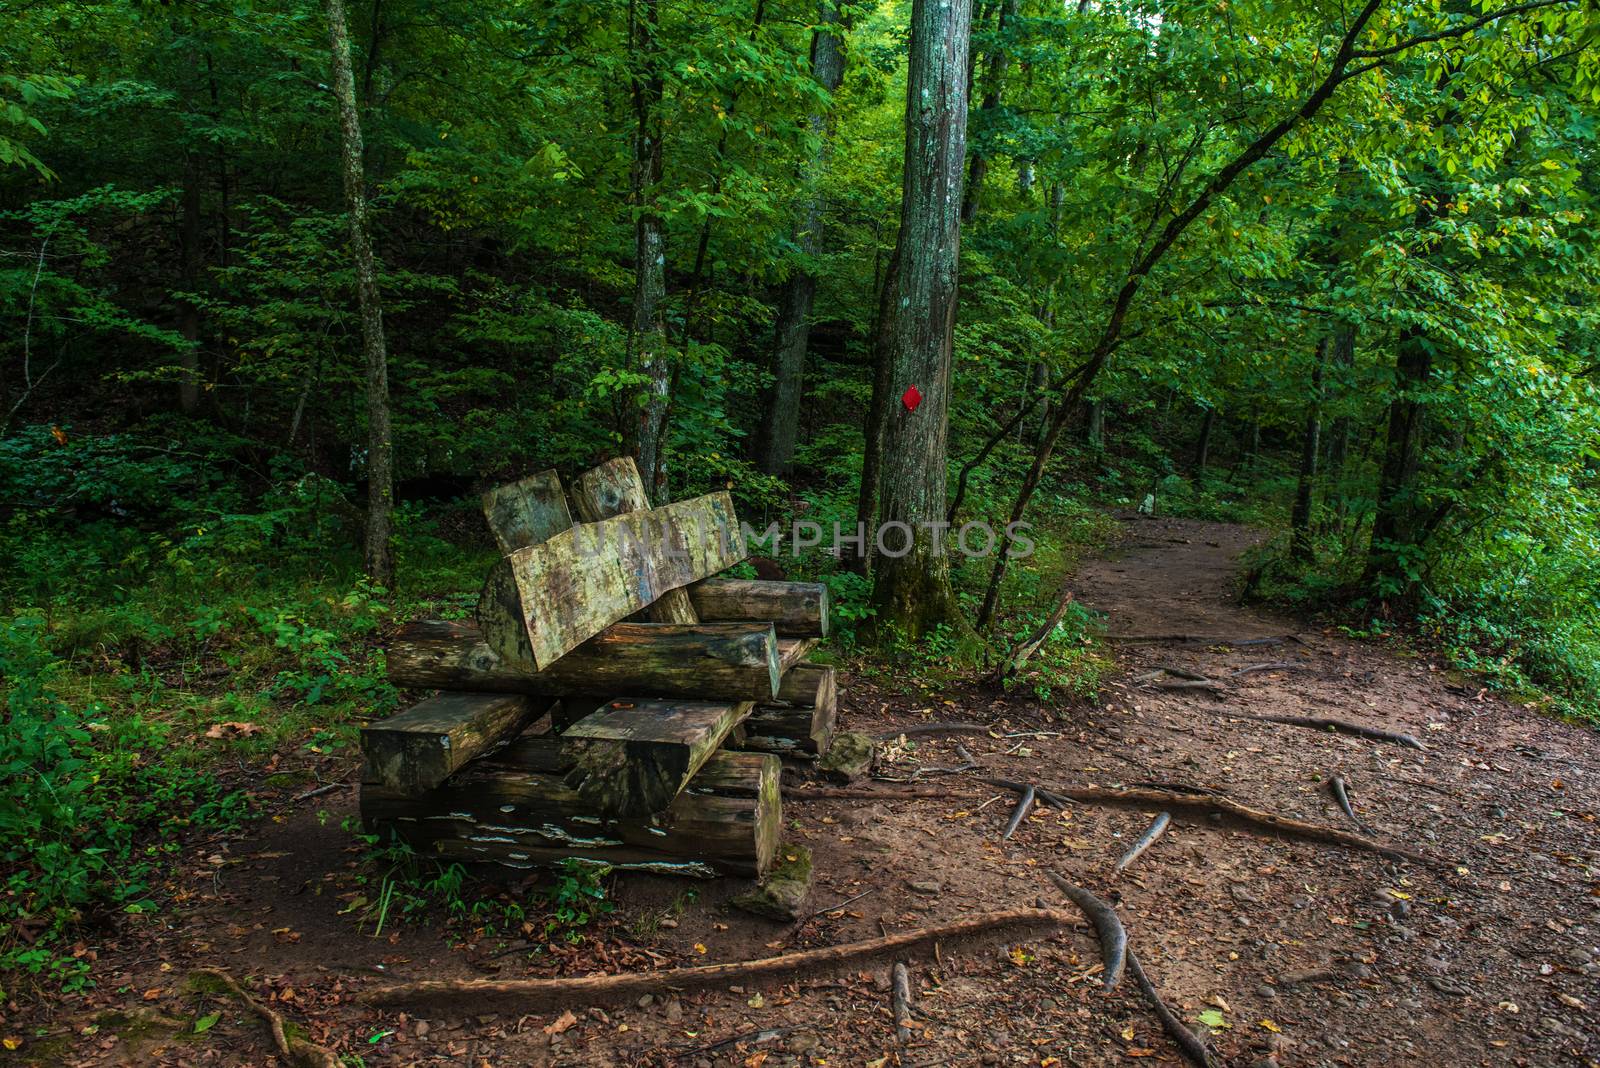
<box><xmin>901</xmin><ymin>385</ymin><xmax>922</xmax><ymax>412</ymax></box>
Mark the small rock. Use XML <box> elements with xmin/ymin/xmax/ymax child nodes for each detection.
<box><xmin>786</xmin><ymin>1032</ymin><xmax>820</xmax><ymax>1054</ymax></box>
<box><xmin>1251</xmin><ymin>1058</ymin><xmax>1280</xmax><ymax>1068</ymax></box>
<box><xmin>1346</xmin><ymin>963</ymin><xmax>1373</xmax><ymax>980</ymax></box>
<box><xmin>1567</xmin><ymin>947</ymin><xmax>1594</xmax><ymax>966</ymax></box>
<box><xmin>818</xmin><ymin>732</ymin><xmax>874</xmax><ymax>782</ymax></box>
<box><xmin>732</xmin><ymin>844</ymin><xmax>815</xmax><ymax>921</ymax></box>
<box><xmin>908</xmin><ymin>879</ymin><xmax>942</xmax><ymax>895</ymax></box>
<box><xmin>1257</xmin><ymin>983</ymin><xmax>1277</xmax><ymax>999</ymax></box>
<box><xmin>413</xmin><ymin>1020</ymin><xmax>429</xmax><ymax>1038</ymax></box>
<box><xmin>636</xmin><ymin>994</ymin><xmax>654</xmax><ymax>1009</ymax></box>
<box><xmin>659</xmin><ymin>917</ymin><xmax>678</xmax><ymax>929</ymax></box>
<box><xmin>664</xmin><ymin>998</ymin><xmax>683</xmax><ymax>1023</ymax></box>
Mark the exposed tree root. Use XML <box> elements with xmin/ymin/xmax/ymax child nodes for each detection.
<box><xmin>362</xmin><ymin>909</ymin><xmax>1076</xmax><ymax>1011</ymax></box>
<box><xmin>1150</xmin><ymin>679</ymin><xmax>1225</xmax><ymax>692</ymax></box>
<box><xmin>1240</xmin><ymin>713</ymin><xmax>1424</xmax><ymax>750</ymax></box>
<box><xmin>875</xmin><ymin>722</ymin><xmax>993</xmax><ymax>740</ymax></box>
<box><xmin>1126</xmin><ymin>948</ymin><xmax>1215</xmax><ymax>1068</ymax></box>
<box><xmin>1113</xmin><ymin>811</ymin><xmax>1171</xmax><ymax>874</ymax></box>
<box><xmin>785</xmin><ymin>786</ymin><xmax>951</xmax><ymax>800</ymax></box>
<box><xmin>1002</xmin><ymin>786</ymin><xmax>1035</xmax><ymax>840</ymax></box>
<box><xmin>1044</xmin><ymin>873</ymin><xmax>1126</xmax><ymax>991</ymax></box>
<box><xmin>1106</xmin><ymin>633</ymin><xmax>1298</xmax><ymax>647</ymax></box>
<box><xmin>1130</xmin><ymin>665</ymin><xmax>1212</xmax><ymax>684</ymax></box>
<box><xmin>191</xmin><ymin>968</ymin><xmax>340</xmax><ymax>1068</ymax></box>
<box><xmin>1229</xmin><ymin>661</ymin><xmax>1301</xmax><ymax>677</ymax></box>
<box><xmin>1327</xmin><ymin>775</ymin><xmax>1373</xmax><ymax>835</ymax></box>
<box><xmin>979</xmin><ymin>776</ymin><xmax>1074</xmax><ymax>810</ymax></box>
<box><xmin>891</xmin><ymin>961</ymin><xmax>914</xmax><ymax>1043</ymax></box>
<box><xmin>1048</xmin><ymin>786</ymin><xmax>1440</xmax><ymax>866</ymax></box>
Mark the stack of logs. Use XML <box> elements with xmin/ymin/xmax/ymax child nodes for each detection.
<box><xmin>359</xmin><ymin>458</ymin><xmax>839</xmax><ymax>879</ymax></box>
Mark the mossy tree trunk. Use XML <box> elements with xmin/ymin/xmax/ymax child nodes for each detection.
<box><xmin>629</xmin><ymin>0</ymin><xmax>671</xmax><ymax>502</ymax></box>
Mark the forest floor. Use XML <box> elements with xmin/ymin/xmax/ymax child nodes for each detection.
<box><xmin>8</xmin><ymin>517</ymin><xmax>1600</xmax><ymax>1068</ymax></box>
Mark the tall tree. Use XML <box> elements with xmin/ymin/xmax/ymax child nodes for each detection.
<box><xmin>757</xmin><ymin>3</ymin><xmax>846</xmax><ymax>476</ymax></box>
<box><xmin>325</xmin><ymin>0</ymin><xmax>394</xmax><ymax>586</ymax></box>
<box><xmin>629</xmin><ymin>0</ymin><xmax>671</xmax><ymax>502</ymax></box>
<box><xmin>867</xmin><ymin>0</ymin><xmax>975</xmax><ymax>637</ymax></box>
<box><xmin>1289</xmin><ymin>336</ymin><xmax>1327</xmax><ymax>561</ymax></box>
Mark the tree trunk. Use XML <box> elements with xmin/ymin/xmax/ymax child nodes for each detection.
<box><xmin>177</xmin><ymin>151</ymin><xmax>203</xmax><ymax>415</ymax></box>
<box><xmin>848</xmin><ymin>240</ymin><xmax>902</xmax><ymax>575</ymax></box>
<box><xmin>1193</xmin><ymin>406</ymin><xmax>1216</xmax><ymax>475</ymax></box>
<box><xmin>629</xmin><ymin>0</ymin><xmax>671</xmax><ymax>502</ymax></box>
<box><xmin>867</xmin><ymin>0</ymin><xmax>974</xmax><ymax>639</ymax></box>
<box><xmin>325</xmin><ymin>0</ymin><xmax>394</xmax><ymax>586</ymax></box>
<box><xmin>960</xmin><ymin>0</ymin><xmax>1018</xmax><ymax>224</ymax></box>
<box><xmin>758</xmin><ymin>5</ymin><xmax>845</xmax><ymax>477</ymax></box>
<box><xmin>1325</xmin><ymin>321</ymin><xmax>1356</xmax><ymax>522</ymax></box>
<box><xmin>1363</xmin><ymin>328</ymin><xmax>1432</xmax><ymax>587</ymax></box>
<box><xmin>1084</xmin><ymin>399</ymin><xmax>1103</xmax><ymax>451</ymax></box>
<box><xmin>1289</xmin><ymin>337</ymin><xmax>1327</xmax><ymax>562</ymax></box>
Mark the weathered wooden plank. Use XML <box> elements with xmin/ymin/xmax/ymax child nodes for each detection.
<box><xmin>386</xmin><ymin>619</ymin><xmax>779</xmax><ymax>701</ymax></box>
<box><xmin>477</xmin><ymin>491</ymin><xmax>745</xmax><ymax>671</ymax></box>
<box><xmin>777</xmin><ymin>637</ymin><xmax>818</xmax><ymax>674</ymax></box>
<box><xmin>569</xmin><ymin>457</ymin><xmax>699</xmax><ymax>625</ymax></box>
<box><xmin>777</xmin><ymin>662</ymin><xmax>836</xmax><ymax>709</ymax></box>
<box><xmin>362</xmin><ymin>748</ymin><xmax>779</xmax><ymax>877</ymax></box>
<box><xmin>360</xmin><ymin>692</ymin><xmax>546</xmax><ymax>797</ymax></box>
<box><xmin>733</xmin><ymin>665</ymin><xmax>838</xmax><ymax>757</ymax></box>
<box><xmin>687</xmin><ymin>578</ymin><xmax>830</xmax><ymax>638</ymax></box>
<box><xmin>561</xmin><ymin>698</ymin><xmax>754</xmax><ymax>817</ymax></box>
<box><xmin>480</xmin><ymin>470</ymin><xmax>572</xmax><ymax>556</ymax></box>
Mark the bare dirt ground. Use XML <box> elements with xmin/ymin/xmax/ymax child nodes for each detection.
<box><xmin>8</xmin><ymin>516</ymin><xmax>1599</xmax><ymax>1067</ymax></box>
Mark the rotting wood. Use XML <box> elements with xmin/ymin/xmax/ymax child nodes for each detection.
<box><xmin>1044</xmin><ymin>873</ymin><xmax>1126</xmax><ymax>991</ymax></box>
<box><xmin>1050</xmin><ymin>785</ymin><xmax>1439</xmax><ymax>866</ymax></box>
<box><xmin>568</xmin><ymin>456</ymin><xmax>699</xmax><ymax>624</ymax></box>
<box><xmin>192</xmin><ymin>968</ymin><xmax>340</xmax><ymax>1068</ymax></box>
<box><xmin>477</xmin><ymin>491</ymin><xmax>744</xmax><ymax>671</ymax></box>
<box><xmin>891</xmin><ymin>961</ymin><xmax>914</xmax><ymax>1043</ymax></box>
<box><xmin>481</xmin><ymin>470</ymin><xmax>572</xmax><ymax>556</ymax></box>
<box><xmin>1001</xmin><ymin>785</ymin><xmax>1035</xmax><ymax>840</ymax></box>
<box><xmin>387</xmin><ymin>618</ymin><xmax>781</xmax><ymax>701</ymax></box>
<box><xmin>360</xmin><ymin>692</ymin><xmax>546</xmax><ymax>797</ymax></box>
<box><xmin>1240</xmin><ymin>712</ymin><xmax>1423</xmax><ymax>750</ymax></box>
<box><xmin>562</xmin><ymin>697</ymin><xmax>755</xmax><ymax>817</ymax></box>
<box><xmin>1327</xmin><ymin>775</ymin><xmax>1373</xmax><ymax>836</ymax></box>
<box><xmin>688</xmin><ymin>577</ymin><xmax>830</xmax><ymax>637</ymax></box>
<box><xmin>363</xmin><ymin>747</ymin><xmax>780</xmax><ymax>877</ymax></box>
<box><xmin>1126</xmin><ymin>948</ymin><xmax>1215</xmax><ymax>1068</ymax></box>
<box><xmin>361</xmin><ymin>908</ymin><xmax>1076</xmax><ymax>1010</ymax></box>
<box><xmin>1113</xmin><ymin>811</ymin><xmax>1171</xmax><ymax>874</ymax></box>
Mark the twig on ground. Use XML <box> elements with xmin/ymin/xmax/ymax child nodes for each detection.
<box><xmin>1240</xmin><ymin>713</ymin><xmax>1424</xmax><ymax>750</ymax></box>
<box><xmin>293</xmin><ymin>781</ymin><xmax>348</xmax><ymax>802</ymax></box>
<box><xmin>875</xmin><ymin>723</ymin><xmax>993</xmax><ymax>740</ymax></box>
<box><xmin>814</xmin><ymin>887</ymin><xmax>878</xmax><ymax>916</ymax></box>
<box><xmin>1113</xmin><ymin>811</ymin><xmax>1171</xmax><ymax>874</ymax></box>
<box><xmin>362</xmin><ymin>909</ymin><xmax>1077</xmax><ymax>1010</ymax></box>
<box><xmin>192</xmin><ymin>968</ymin><xmax>341</xmax><ymax>1068</ymax></box>
<box><xmin>1044</xmin><ymin>873</ymin><xmax>1126</xmax><ymax>991</ymax></box>
<box><xmin>1327</xmin><ymin>776</ymin><xmax>1373</xmax><ymax>835</ymax></box>
<box><xmin>1002</xmin><ymin>786</ymin><xmax>1036</xmax><ymax>840</ymax></box>
<box><xmin>891</xmin><ymin>962</ymin><xmax>914</xmax><ymax>1043</ymax></box>
<box><xmin>1126</xmin><ymin>948</ymin><xmax>1215</xmax><ymax>1067</ymax></box>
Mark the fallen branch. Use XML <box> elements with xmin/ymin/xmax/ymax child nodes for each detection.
<box><xmin>1044</xmin><ymin>873</ymin><xmax>1126</xmax><ymax>991</ymax></box>
<box><xmin>979</xmin><ymin>776</ymin><xmax>1073</xmax><ymax>810</ymax></box>
<box><xmin>1149</xmin><ymin>679</ymin><xmax>1224</xmax><ymax>692</ymax></box>
<box><xmin>1113</xmin><ymin>811</ymin><xmax>1171</xmax><ymax>874</ymax></box>
<box><xmin>1327</xmin><ymin>776</ymin><xmax>1372</xmax><ymax>836</ymax></box>
<box><xmin>875</xmin><ymin>722</ymin><xmax>993</xmax><ymax>740</ymax></box>
<box><xmin>362</xmin><ymin>909</ymin><xmax>1076</xmax><ymax>1011</ymax></box>
<box><xmin>1228</xmin><ymin>661</ymin><xmax>1301</xmax><ymax>678</ymax></box>
<box><xmin>984</xmin><ymin>589</ymin><xmax>1074</xmax><ymax>686</ymax></box>
<box><xmin>1002</xmin><ymin>786</ymin><xmax>1036</xmax><ymax>840</ymax></box>
<box><xmin>1047</xmin><ymin>786</ymin><xmax>1439</xmax><ymax>866</ymax></box>
<box><xmin>1130</xmin><ymin>665</ymin><xmax>1211</xmax><ymax>684</ymax></box>
<box><xmin>1241</xmin><ymin>713</ymin><xmax>1423</xmax><ymax>750</ymax></box>
<box><xmin>1126</xmin><ymin>948</ymin><xmax>1215</xmax><ymax>1068</ymax></box>
<box><xmin>192</xmin><ymin>968</ymin><xmax>340</xmax><ymax>1068</ymax></box>
<box><xmin>891</xmin><ymin>961</ymin><xmax>914</xmax><ymax>1043</ymax></box>
<box><xmin>292</xmin><ymin>781</ymin><xmax>348</xmax><ymax>802</ymax></box>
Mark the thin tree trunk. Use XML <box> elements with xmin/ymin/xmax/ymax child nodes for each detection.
<box><xmin>629</xmin><ymin>0</ymin><xmax>671</xmax><ymax>502</ymax></box>
<box><xmin>1325</xmin><ymin>321</ymin><xmax>1356</xmax><ymax>523</ymax></box>
<box><xmin>1084</xmin><ymin>399</ymin><xmax>1103</xmax><ymax>451</ymax></box>
<box><xmin>758</xmin><ymin>3</ymin><xmax>845</xmax><ymax>476</ymax></box>
<box><xmin>960</xmin><ymin>0</ymin><xmax>1018</xmax><ymax>224</ymax></box>
<box><xmin>848</xmin><ymin>241</ymin><xmax>902</xmax><ymax>576</ymax></box>
<box><xmin>867</xmin><ymin>0</ymin><xmax>974</xmax><ymax>638</ymax></box>
<box><xmin>178</xmin><ymin>151</ymin><xmax>203</xmax><ymax>415</ymax></box>
<box><xmin>325</xmin><ymin>0</ymin><xmax>393</xmax><ymax>586</ymax></box>
<box><xmin>1289</xmin><ymin>337</ymin><xmax>1327</xmax><ymax>562</ymax></box>
<box><xmin>1193</xmin><ymin>406</ymin><xmax>1215</xmax><ymax>475</ymax></box>
<box><xmin>1362</xmin><ymin>328</ymin><xmax>1431</xmax><ymax>588</ymax></box>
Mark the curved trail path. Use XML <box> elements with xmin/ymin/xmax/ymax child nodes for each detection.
<box><xmin>30</xmin><ymin>517</ymin><xmax>1597</xmax><ymax>1067</ymax></box>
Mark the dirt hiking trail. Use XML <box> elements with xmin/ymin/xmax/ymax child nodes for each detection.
<box><xmin>11</xmin><ymin>517</ymin><xmax>1599</xmax><ymax>1068</ymax></box>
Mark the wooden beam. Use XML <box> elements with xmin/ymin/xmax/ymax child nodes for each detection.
<box><xmin>360</xmin><ymin>692</ymin><xmax>546</xmax><ymax>797</ymax></box>
<box><xmin>687</xmin><ymin>578</ymin><xmax>829</xmax><ymax>637</ymax></box>
<box><xmin>477</xmin><ymin>491</ymin><xmax>745</xmax><ymax>671</ymax></box>
<box><xmin>386</xmin><ymin>619</ymin><xmax>780</xmax><ymax>701</ymax></box>
<box><xmin>569</xmin><ymin>457</ymin><xmax>699</xmax><ymax>624</ymax></box>
<box><xmin>734</xmin><ymin>665</ymin><xmax>838</xmax><ymax>757</ymax></box>
<box><xmin>778</xmin><ymin>662</ymin><xmax>836</xmax><ymax>708</ymax></box>
<box><xmin>362</xmin><ymin>747</ymin><xmax>780</xmax><ymax>877</ymax></box>
<box><xmin>777</xmin><ymin>637</ymin><xmax>818</xmax><ymax>674</ymax></box>
<box><xmin>561</xmin><ymin>698</ymin><xmax>754</xmax><ymax>817</ymax></box>
<box><xmin>480</xmin><ymin>470</ymin><xmax>572</xmax><ymax>556</ymax></box>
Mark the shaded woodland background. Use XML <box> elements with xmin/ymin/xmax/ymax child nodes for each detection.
<box><xmin>2</xmin><ymin>0</ymin><xmax>1599</xmax><ymax>995</ymax></box>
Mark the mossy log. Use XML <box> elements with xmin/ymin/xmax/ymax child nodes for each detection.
<box><xmin>477</xmin><ymin>491</ymin><xmax>745</xmax><ymax>671</ymax></box>
<box><xmin>687</xmin><ymin>578</ymin><xmax>829</xmax><ymax>637</ymax></box>
<box><xmin>386</xmin><ymin>618</ymin><xmax>780</xmax><ymax>700</ymax></box>
<box><xmin>561</xmin><ymin>698</ymin><xmax>755</xmax><ymax>818</ymax></box>
<box><xmin>362</xmin><ymin>744</ymin><xmax>780</xmax><ymax>877</ymax></box>
<box><xmin>480</xmin><ymin>470</ymin><xmax>572</xmax><ymax>555</ymax></box>
<box><xmin>569</xmin><ymin>457</ymin><xmax>699</xmax><ymax>625</ymax></box>
<box><xmin>360</xmin><ymin>692</ymin><xmax>548</xmax><ymax>796</ymax></box>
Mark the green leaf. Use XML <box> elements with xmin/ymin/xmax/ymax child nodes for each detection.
<box><xmin>194</xmin><ymin>1012</ymin><xmax>220</xmax><ymax>1034</ymax></box>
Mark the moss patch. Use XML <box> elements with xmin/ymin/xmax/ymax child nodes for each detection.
<box><xmin>817</xmin><ymin>731</ymin><xmax>873</xmax><ymax>782</ymax></box>
<box><xmin>731</xmin><ymin>843</ymin><xmax>813</xmax><ymax>921</ymax></box>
